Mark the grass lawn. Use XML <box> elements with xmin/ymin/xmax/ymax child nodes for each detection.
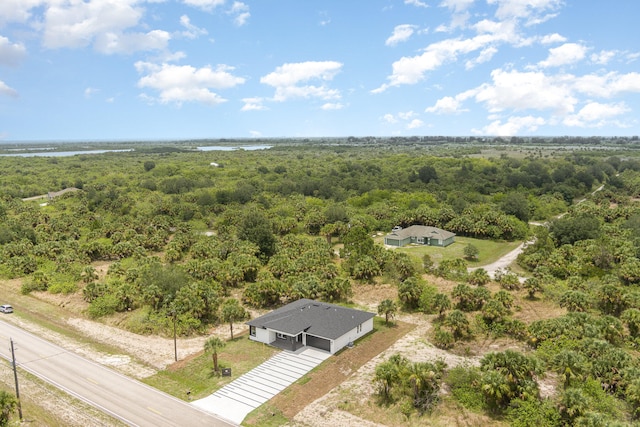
<box><xmin>375</xmin><ymin>235</ymin><xmax>522</xmax><ymax>267</ymax></box>
<box><xmin>142</xmin><ymin>331</ymin><xmax>278</xmax><ymax>401</ymax></box>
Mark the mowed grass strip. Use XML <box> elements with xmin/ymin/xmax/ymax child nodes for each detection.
<box><xmin>142</xmin><ymin>331</ymin><xmax>278</xmax><ymax>401</ymax></box>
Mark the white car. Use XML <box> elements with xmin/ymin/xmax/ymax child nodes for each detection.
<box><xmin>0</xmin><ymin>305</ymin><xmax>13</xmax><ymax>313</ymax></box>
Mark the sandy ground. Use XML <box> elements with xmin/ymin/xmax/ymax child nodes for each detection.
<box><xmin>287</xmin><ymin>311</ymin><xmax>482</xmax><ymax>427</ymax></box>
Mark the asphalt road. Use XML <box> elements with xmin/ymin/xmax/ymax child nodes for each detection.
<box><xmin>0</xmin><ymin>319</ymin><xmax>236</xmax><ymax>427</ymax></box>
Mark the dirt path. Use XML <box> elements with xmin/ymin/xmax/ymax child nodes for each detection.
<box><xmin>468</xmin><ymin>241</ymin><xmax>530</xmax><ymax>281</ymax></box>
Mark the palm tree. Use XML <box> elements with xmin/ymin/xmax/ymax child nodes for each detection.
<box><xmin>377</xmin><ymin>299</ymin><xmax>397</xmax><ymax>326</ymax></box>
<box><xmin>551</xmin><ymin>350</ymin><xmax>587</xmax><ymax>388</ymax></box>
<box><xmin>204</xmin><ymin>336</ymin><xmax>226</xmax><ymax>373</ymax></box>
<box><xmin>221</xmin><ymin>299</ymin><xmax>249</xmax><ymax>340</ymax></box>
<box><xmin>433</xmin><ymin>293</ymin><xmax>451</xmax><ymax>319</ymax></box>
<box><xmin>481</xmin><ymin>370</ymin><xmax>511</xmax><ymax>411</ymax></box>
<box><xmin>445</xmin><ymin>310</ymin><xmax>471</xmax><ymax>340</ymax></box>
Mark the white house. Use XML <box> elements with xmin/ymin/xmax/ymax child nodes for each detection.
<box><xmin>246</xmin><ymin>299</ymin><xmax>375</xmax><ymax>354</ymax></box>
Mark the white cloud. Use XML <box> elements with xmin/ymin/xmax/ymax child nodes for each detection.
<box><xmin>249</xmin><ymin>130</ymin><xmax>262</xmax><ymax>137</ymax></box>
<box><xmin>260</xmin><ymin>61</ymin><xmax>342</xmax><ymax>102</ymax></box>
<box><xmin>382</xmin><ymin>113</ymin><xmax>398</xmax><ymax>124</ymax></box>
<box><xmin>179</xmin><ymin>15</ymin><xmax>208</xmax><ymax>39</ymax></box>
<box><xmin>321</xmin><ymin>102</ymin><xmax>344</xmax><ymax>110</ymax></box>
<box><xmin>538</xmin><ymin>43</ymin><xmax>586</xmax><ymax>68</ymax></box>
<box><xmin>626</xmin><ymin>52</ymin><xmax>640</xmax><ymax>63</ymax></box>
<box><xmin>440</xmin><ymin>0</ymin><xmax>474</xmax><ymax>12</ymax></box>
<box><xmin>241</xmin><ymin>97</ymin><xmax>267</xmax><ymax>111</ymax></box>
<box><xmin>465</xmin><ymin>46</ymin><xmax>497</xmax><ymax>69</ymax></box>
<box><xmin>426</xmin><ymin>96</ymin><xmax>465</xmax><ymax>114</ymax></box>
<box><xmin>374</xmin><ymin>20</ymin><xmax>518</xmax><ymax>92</ymax></box>
<box><xmin>539</xmin><ymin>33</ymin><xmax>567</xmax><ymax>44</ymax></box>
<box><xmin>40</xmin><ymin>0</ymin><xmax>170</xmax><ymax>54</ymax></box>
<box><xmin>405</xmin><ymin>0</ymin><xmax>429</xmax><ymax>7</ymax></box>
<box><xmin>0</xmin><ymin>0</ymin><xmax>43</xmax><ymax>26</ymax></box>
<box><xmin>84</xmin><ymin>87</ymin><xmax>99</xmax><ymax>98</ymax></box>
<box><xmin>382</xmin><ymin>111</ymin><xmax>423</xmax><ymax>127</ymax></box>
<box><xmin>590</xmin><ymin>50</ymin><xmax>616</xmax><ymax>65</ymax></box>
<box><xmin>572</xmin><ymin>72</ymin><xmax>640</xmax><ymax>98</ymax></box>
<box><xmin>563</xmin><ymin>102</ymin><xmax>629</xmax><ymax>127</ymax></box>
<box><xmin>95</xmin><ymin>30</ymin><xmax>171</xmax><ymax>55</ymax></box>
<box><xmin>386</xmin><ymin>24</ymin><xmax>418</xmax><ymax>46</ymax></box>
<box><xmin>182</xmin><ymin>0</ymin><xmax>226</xmax><ymax>11</ymax></box>
<box><xmin>136</xmin><ymin>62</ymin><xmax>245</xmax><ymax>106</ymax></box>
<box><xmin>0</xmin><ymin>80</ymin><xmax>18</xmax><ymax>98</ymax></box>
<box><xmin>229</xmin><ymin>1</ymin><xmax>250</xmax><ymax>26</ymax></box>
<box><xmin>42</xmin><ymin>0</ymin><xmax>143</xmax><ymax>49</ymax></box>
<box><xmin>488</xmin><ymin>0</ymin><xmax>562</xmax><ymax>22</ymax></box>
<box><xmin>474</xmin><ymin>68</ymin><xmax>577</xmax><ymax>114</ymax></box>
<box><xmin>398</xmin><ymin>111</ymin><xmax>418</xmax><ymax>120</ymax></box>
<box><xmin>0</xmin><ymin>36</ymin><xmax>26</xmax><ymax>67</ymax></box>
<box><xmin>407</xmin><ymin>118</ymin><xmax>424</xmax><ymax>129</ymax></box>
<box><xmin>474</xmin><ymin>115</ymin><xmax>545</xmax><ymax>136</ymax></box>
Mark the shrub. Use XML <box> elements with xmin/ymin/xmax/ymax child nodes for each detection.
<box><xmin>87</xmin><ymin>294</ymin><xmax>120</xmax><ymax>318</ymax></box>
<box><xmin>445</xmin><ymin>366</ymin><xmax>484</xmax><ymax>411</ymax></box>
<box><xmin>48</xmin><ymin>281</ymin><xmax>77</xmax><ymax>294</ymax></box>
<box><xmin>433</xmin><ymin>328</ymin><xmax>454</xmax><ymax>349</ymax></box>
<box><xmin>507</xmin><ymin>398</ymin><xmax>561</xmax><ymax>427</ymax></box>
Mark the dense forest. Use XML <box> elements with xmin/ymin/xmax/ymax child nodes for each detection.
<box><xmin>2</xmin><ymin>138</ymin><xmax>640</xmax><ymax>425</ymax></box>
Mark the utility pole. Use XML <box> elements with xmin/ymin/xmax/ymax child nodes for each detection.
<box><xmin>10</xmin><ymin>338</ymin><xmax>23</xmax><ymax>421</ymax></box>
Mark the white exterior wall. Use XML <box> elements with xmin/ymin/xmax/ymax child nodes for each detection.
<box><xmin>249</xmin><ymin>327</ymin><xmax>272</xmax><ymax>344</ymax></box>
<box><xmin>331</xmin><ymin>318</ymin><xmax>374</xmax><ymax>353</ymax></box>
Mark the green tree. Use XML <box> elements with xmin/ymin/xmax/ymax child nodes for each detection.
<box><xmin>444</xmin><ymin>310</ymin><xmax>472</xmax><ymax>340</ymax></box>
<box><xmin>143</xmin><ymin>161</ymin><xmax>156</xmax><ymax>172</ymax></box>
<box><xmin>378</xmin><ymin>299</ymin><xmax>397</xmax><ymax>325</ymax></box>
<box><xmin>433</xmin><ymin>293</ymin><xmax>452</xmax><ymax>319</ymax></box>
<box><xmin>463</xmin><ymin>244</ymin><xmax>479</xmax><ymax>261</ymax></box>
<box><xmin>237</xmin><ymin>210</ymin><xmax>276</xmax><ymax>260</ymax></box>
<box><xmin>398</xmin><ymin>278</ymin><xmax>423</xmax><ymax>310</ymax></box>
<box><xmin>500</xmin><ymin>192</ymin><xmax>530</xmax><ymax>223</ymax></box>
<box><xmin>523</xmin><ymin>277</ymin><xmax>542</xmax><ymax>300</ymax></box>
<box><xmin>417</xmin><ymin>165</ymin><xmax>438</xmax><ymax>183</ymax></box>
<box><xmin>559</xmin><ymin>290</ymin><xmax>591</xmax><ymax>312</ymax></box>
<box><xmin>373</xmin><ymin>354</ymin><xmax>408</xmax><ymax>403</ymax></box>
<box><xmin>559</xmin><ymin>387</ymin><xmax>589</xmax><ymax>423</ymax></box>
<box><xmin>550</xmin><ymin>214</ymin><xmax>602</xmax><ymax>246</ymax></box>
<box><xmin>622</xmin><ymin>308</ymin><xmax>640</xmax><ymax>338</ymax></box>
<box><xmin>0</xmin><ymin>391</ymin><xmax>17</xmax><ymax>427</ymax></box>
<box><xmin>468</xmin><ymin>268</ymin><xmax>490</xmax><ymax>286</ymax></box>
<box><xmin>551</xmin><ymin>350</ymin><xmax>588</xmax><ymax>389</ymax></box>
<box><xmin>204</xmin><ymin>336</ymin><xmax>226</xmax><ymax>373</ymax></box>
<box><xmin>220</xmin><ymin>298</ymin><xmax>249</xmax><ymax>340</ymax></box>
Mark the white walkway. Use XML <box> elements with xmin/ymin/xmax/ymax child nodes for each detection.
<box><xmin>192</xmin><ymin>347</ymin><xmax>330</xmax><ymax>425</ymax></box>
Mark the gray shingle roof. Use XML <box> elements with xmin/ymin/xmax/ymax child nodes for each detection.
<box><xmin>387</xmin><ymin>225</ymin><xmax>455</xmax><ymax>240</ymax></box>
<box><xmin>246</xmin><ymin>299</ymin><xmax>375</xmax><ymax>340</ymax></box>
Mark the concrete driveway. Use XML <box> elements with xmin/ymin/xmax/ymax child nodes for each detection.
<box><xmin>193</xmin><ymin>347</ymin><xmax>330</xmax><ymax>425</ymax></box>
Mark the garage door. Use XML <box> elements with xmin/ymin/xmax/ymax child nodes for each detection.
<box><xmin>306</xmin><ymin>335</ymin><xmax>330</xmax><ymax>352</ymax></box>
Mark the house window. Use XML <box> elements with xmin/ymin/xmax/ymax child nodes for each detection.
<box><xmin>417</xmin><ymin>237</ymin><xmax>424</xmax><ymax>244</ymax></box>
<box><xmin>357</xmin><ymin>323</ymin><xmax>362</xmax><ymax>333</ymax></box>
<box><xmin>276</xmin><ymin>332</ymin><xmax>287</xmax><ymax>340</ymax></box>
<box><xmin>250</xmin><ymin>326</ymin><xmax>256</xmax><ymax>337</ymax></box>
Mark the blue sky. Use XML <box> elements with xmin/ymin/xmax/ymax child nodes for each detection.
<box><xmin>1</xmin><ymin>0</ymin><xmax>639</xmax><ymax>141</ymax></box>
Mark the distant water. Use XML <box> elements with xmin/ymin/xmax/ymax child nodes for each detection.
<box><xmin>0</xmin><ymin>145</ymin><xmax>272</xmax><ymax>157</ymax></box>
<box><xmin>197</xmin><ymin>145</ymin><xmax>272</xmax><ymax>151</ymax></box>
<box><xmin>0</xmin><ymin>149</ymin><xmax>134</xmax><ymax>157</ymax></box>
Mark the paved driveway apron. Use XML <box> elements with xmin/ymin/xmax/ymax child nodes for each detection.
<box><xmin>193</xmin><ymin>347</ymin><xmax>330</xmax><ymax>425</ymax></box>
